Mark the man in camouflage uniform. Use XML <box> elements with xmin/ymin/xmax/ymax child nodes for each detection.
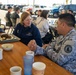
<box><xmin>28</xmin><ymin>13</ymin><xmax>76</xmax><ymax>75</ymax></box>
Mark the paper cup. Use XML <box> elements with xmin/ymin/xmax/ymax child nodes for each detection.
<box><xmin>10</xmin><ymin>66</ymin><xmax>22</xmax><ymax>75</ymax></box>
<box><xmin>32</xmin><ymin>62</ymin><xmax>46</xmax><ymax>75</ymax></box>
<box><xmin>26</xmin><ymin>51</ymin><xmax>34</xmax><ymax>56</ymax></box>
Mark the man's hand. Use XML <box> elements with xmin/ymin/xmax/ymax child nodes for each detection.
<box><xmin>28</xmin><ymin>40</ymin><xmax>37</xmax><ymax>51</ymax></box>
<box><xmin>42</xmin><ymin>44</ymin><xmax>49</xmax><ymax>49</ymax></box>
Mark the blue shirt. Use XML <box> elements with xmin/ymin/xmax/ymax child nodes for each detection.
<box><xmin>13</xmin><ymin>23</ymin><xmax>42</xmax><ymax>47</ymax></box>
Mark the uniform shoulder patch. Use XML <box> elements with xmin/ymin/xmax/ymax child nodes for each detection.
<box><xmin>64</xmin><ymin>45</ymin><xmax>72</xmax><ymax>53</ymax></box>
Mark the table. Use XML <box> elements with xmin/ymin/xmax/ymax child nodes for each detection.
<box><xmin>0</xmin><ymin>42</ymin><xmax>73</xmax><ymax>75</ymax></box>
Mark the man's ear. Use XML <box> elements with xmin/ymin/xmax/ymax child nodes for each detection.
<box><xmin>63</xmin><ymin>22</ymin><xmax>67</xmax><ymax>27</ymax></box>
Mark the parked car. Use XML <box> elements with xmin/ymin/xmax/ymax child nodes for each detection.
<box><xmin>48</xmin><ymin>5</ymin><xmax>60</xmax><ymax>18</ymax></box>
<box><xmin>61</xmin><ymin>4</ymin><xmax>76</xmax><ymax>15</ymax></box>
<box><xmin>22</xmin><ymin>5</ymin><xmax>50</xmax><ymax>15</ymax></box>
<box><xmin>1</xmin><ymin>4</ymin><xmax>14</xmax><ymax>10</ymax></box>
<box><xmin>13</xmin><ymin>5</ymin><xmax>25</xmax><ymax>12</ymax></box>
<box><xmin>33</xmin><ymin>5</ymin><xmax>48</xmax><ymax>15</ymax></box>
<box><xmin>34</xmin><ymin>6</ymin><xmax>50</xmax><ymax>15</ymax></box>
<box><xmin>22</xmin><ymin>5</ymin><xmax>33</xmax><ymax>12</ymax></box>
<box><xmin>49</xmin><ymin>4</ymin><xmax>76</xmax><ymax>18</ymax></box>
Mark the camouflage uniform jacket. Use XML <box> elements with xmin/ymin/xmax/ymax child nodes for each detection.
<box><xmin>35</xmin><ymin>28</ymin><xmax>76</xmax><ymax>75</ymax></box>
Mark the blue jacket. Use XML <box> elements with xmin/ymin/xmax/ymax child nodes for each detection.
<box><xmin>13</xmin><ymin>23</ymin><xmax>42</xmax><ymax>47</ymax></box>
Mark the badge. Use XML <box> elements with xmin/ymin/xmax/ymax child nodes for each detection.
<box><xmin>64</xmin><ymin>45</ymin><xmax>72</xmax><ymax>53</ymax></box>
<box><xmin>17</xmin><ymin>30</ymin><xmax>19</xmax><ymax>33</ymax></box>
<box><xmin>26</xmin><ymin>33</ymin><xmax>32</xmax><ymax>36</ymax></box>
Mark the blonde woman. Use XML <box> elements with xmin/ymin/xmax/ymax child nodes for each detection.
<box><xmin>13</xmin><ymin>12</ymin><xmax>42</xmax><ymax>46</ymax></box>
